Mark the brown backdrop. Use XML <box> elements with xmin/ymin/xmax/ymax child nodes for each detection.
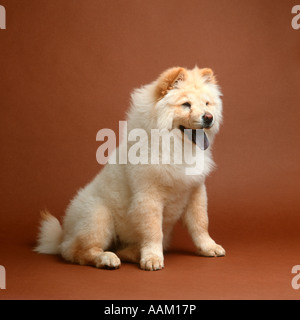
<box><xmin>1</xmin><ymin>0</ymin><xmax>300</xmax><ymax>300</ymax></box>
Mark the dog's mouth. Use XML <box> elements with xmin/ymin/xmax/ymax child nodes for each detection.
<box><xmin>179</xmin><ymin>125</ymin><xmax>209</xmax><ymax>151</ymax></box>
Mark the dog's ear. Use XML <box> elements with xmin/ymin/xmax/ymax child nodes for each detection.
<box><xmin>155</xmin><ymin>67</ymin><xmax>186</xmax><ymax>100</ymax></box>
<box><xmin>200</xmin><ymin>68</ymin><xmax>217</xmax><ymax>84</ymax></box>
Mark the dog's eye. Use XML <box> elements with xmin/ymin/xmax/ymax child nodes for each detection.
<box><xmin>182</xmin><ymin>102</ymin><xmax>191</xmax><ymax>108</ymax></box>
<box><xmin>206</xmin><ymin>102</ymin><xmax>210</xmax><ymax>106</ymax></box>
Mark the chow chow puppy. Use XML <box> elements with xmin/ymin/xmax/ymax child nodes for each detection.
<box><xmin>35</xmin><ymin>66</ymin><xmax>225</xmax><ymax>271</ymax></box>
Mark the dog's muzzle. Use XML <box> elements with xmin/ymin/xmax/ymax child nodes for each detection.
<box><xmin>202</xmin><ymin>112</ymin><xmax>214</xmax><ymax>128</ymax></box>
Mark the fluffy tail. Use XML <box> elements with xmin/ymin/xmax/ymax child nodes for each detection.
<box><xmin>34</xmin><ymin>210</ymin><xmax>63</xmax><ymax>254</ymax></box>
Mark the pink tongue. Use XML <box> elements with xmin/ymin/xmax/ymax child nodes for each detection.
<box><xmin>186</xmin><ymin>129</ymin><xmax>210</xmax><ymax>150</ymax></box>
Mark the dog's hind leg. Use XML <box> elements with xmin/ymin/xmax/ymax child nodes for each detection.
<box><xmin>61</xmin><ymin>205</ymin><xmax>121</xmax><ymax>269</ymax></box>
<box><xmin>73</xmin><ymin>245</ymin><xmax>121</xmax><ymax>269</ymax></box>
<box><xmin>115</xmin><ymin>245</ymin><xmax>140</xmax><ymax>264</ymax></box>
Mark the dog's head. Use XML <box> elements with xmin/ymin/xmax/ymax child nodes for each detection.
<box><xmin>153</xmin><ymin>66</ymin><xmax>223</xmax><ymax>147</ymax></box>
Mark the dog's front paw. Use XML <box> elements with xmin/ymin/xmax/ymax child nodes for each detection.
<box><xmin>140</xmin><ymin>255</ymin><xmax>164</xmax><ymax>271</ymax></box>
<box><xmin>197</xmin><ymin>239</ymin><xmax>226</xmax><ymax>257</ymax></box>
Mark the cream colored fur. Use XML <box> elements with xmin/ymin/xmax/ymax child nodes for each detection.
<box><xmin>35</xmin><ymin>66</ymin><xmax>225</xmax><ymax>271</ymax></box>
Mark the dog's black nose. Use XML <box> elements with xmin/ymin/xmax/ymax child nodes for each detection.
<box><xmin>202</xmin><ymin>113</ymin><xmax>213</xmax><ymax>126</ymax></box>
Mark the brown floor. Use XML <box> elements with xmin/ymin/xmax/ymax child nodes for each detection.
<box><xmin>1</xmin><ymin>217</ymin><xmax>300</xmax><ymax>300</ymax></box>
